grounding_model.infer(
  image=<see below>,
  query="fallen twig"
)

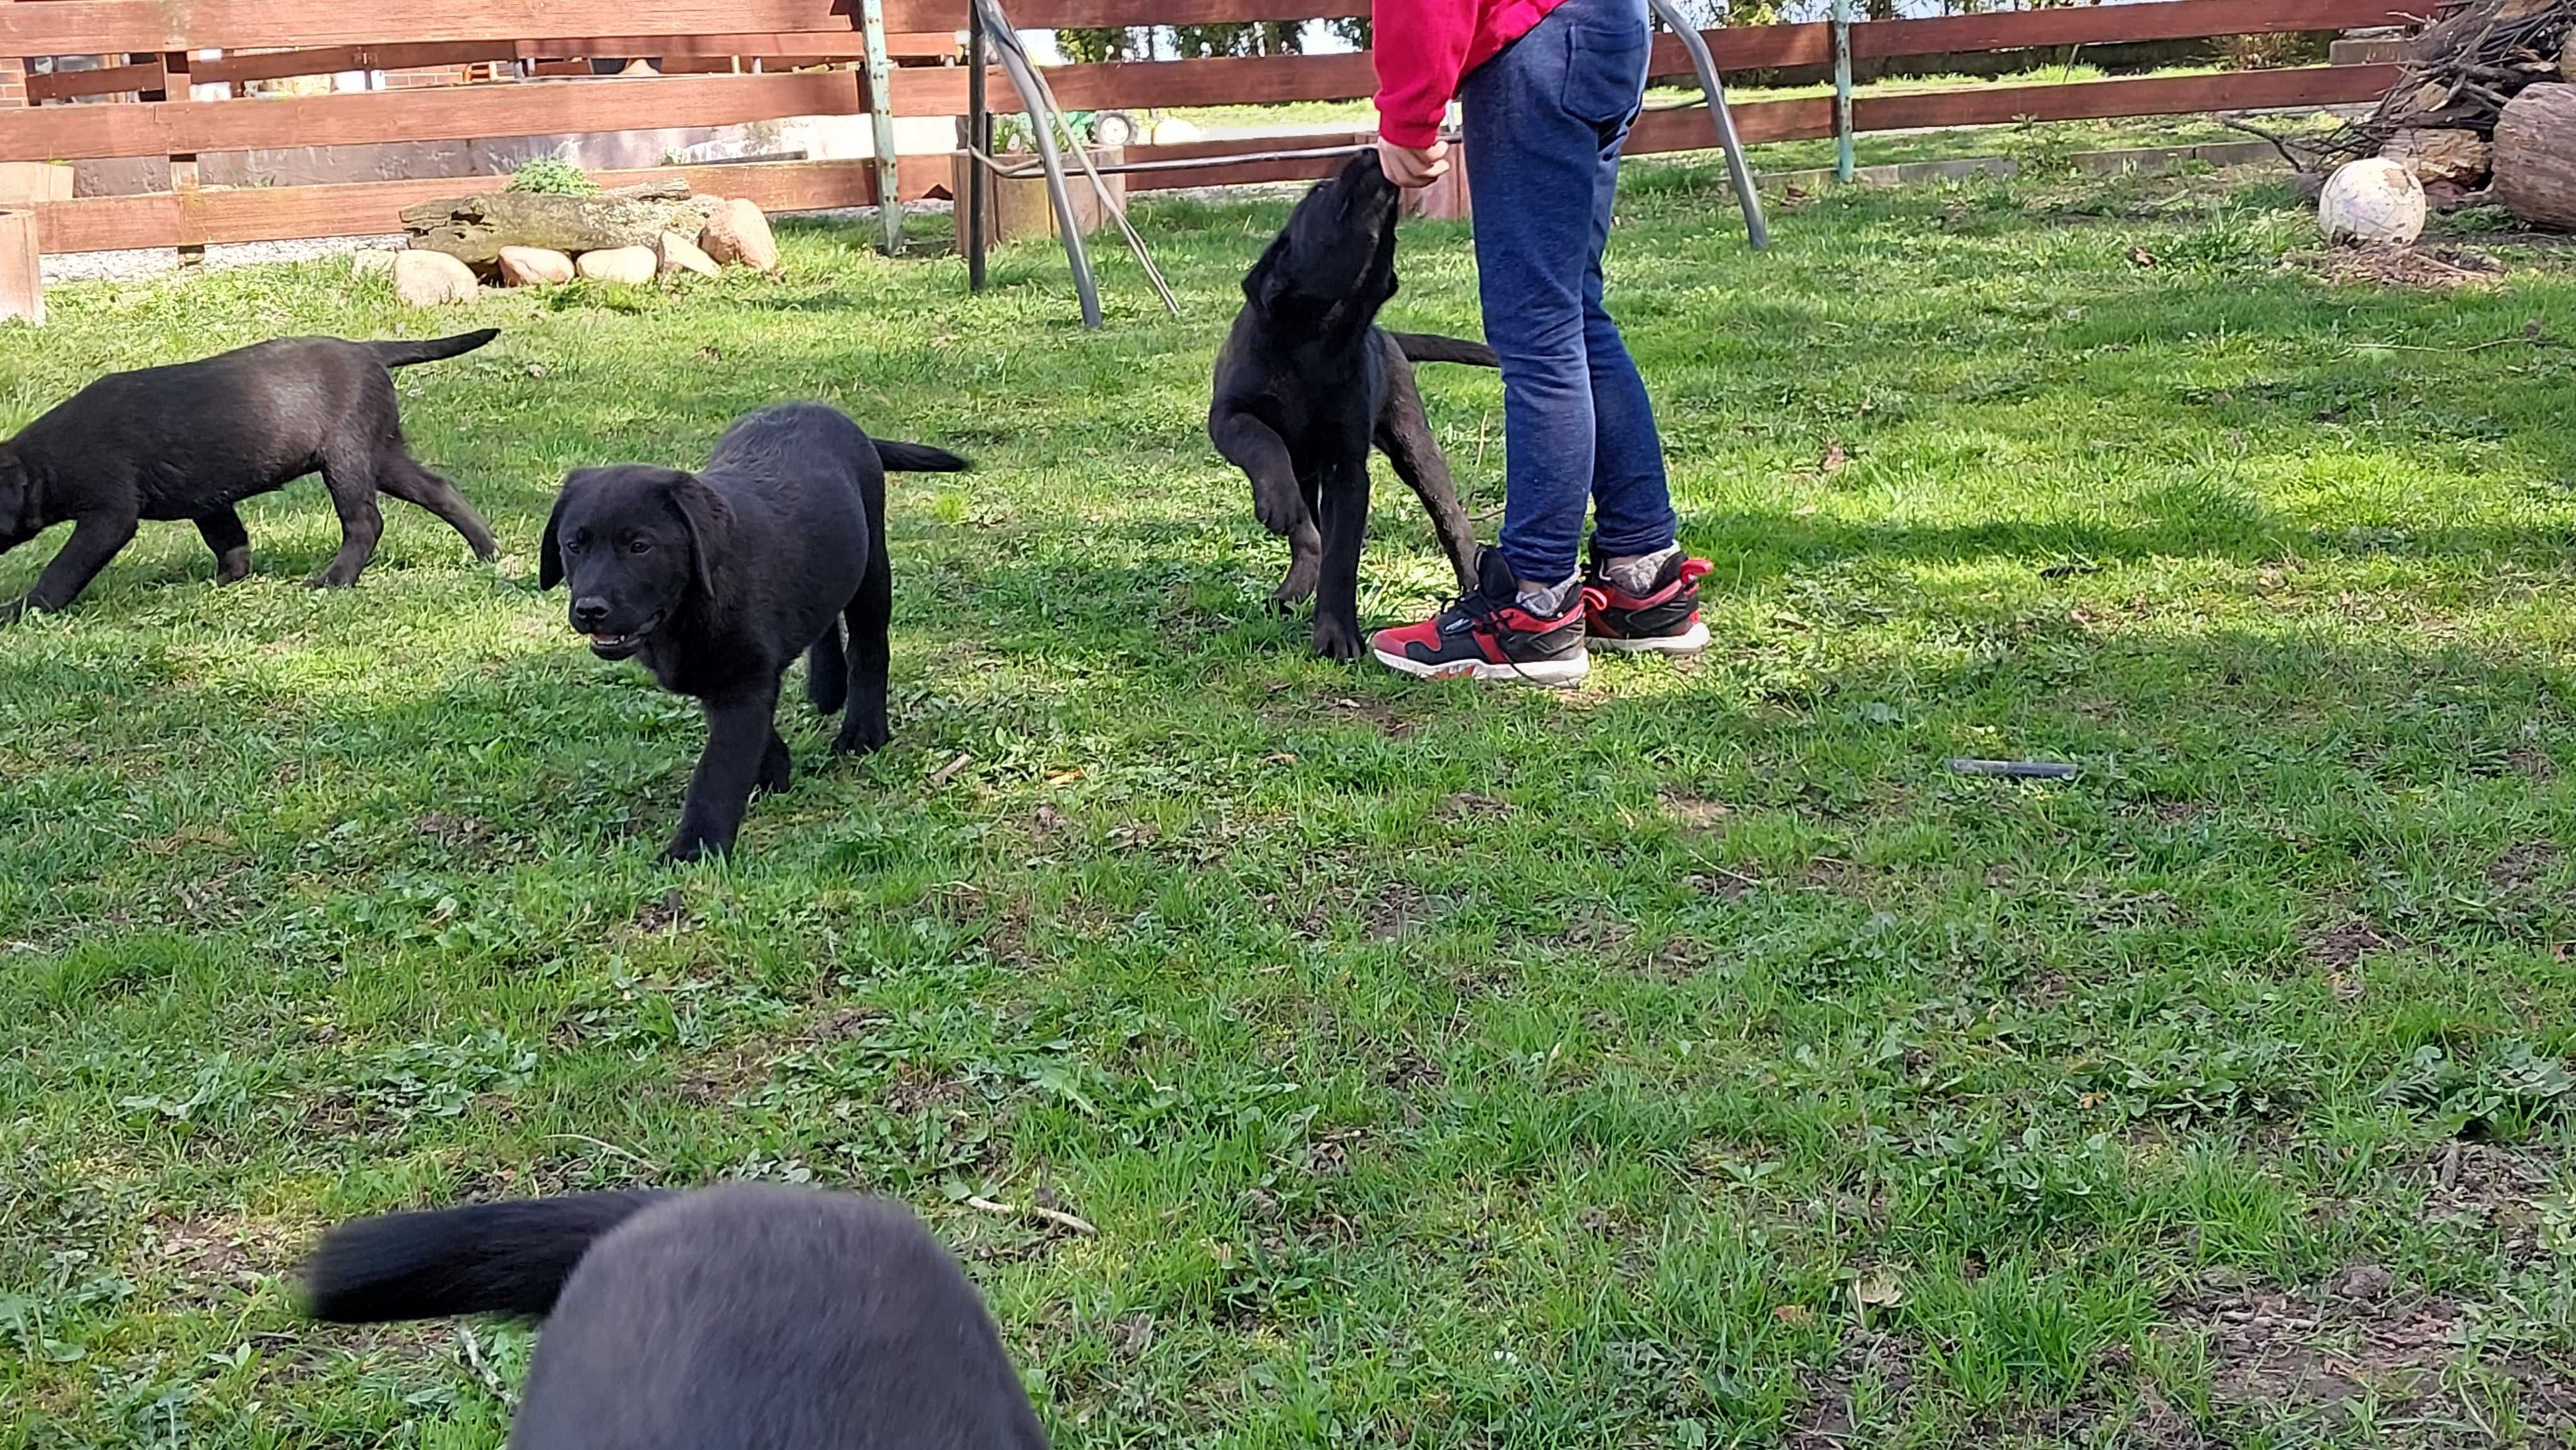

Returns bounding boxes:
[542,1132,659,1172]
[1946,758,2080,780]
[458,1324,518,1409]
[2216,112,2320,172]
[966,1194,1098,1235]
[929,751,973,786]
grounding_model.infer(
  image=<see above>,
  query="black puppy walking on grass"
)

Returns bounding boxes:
[0,330,501,620]
[1210,152,1494,659]
[542,403,967,861]
[304,1184,1051,1450]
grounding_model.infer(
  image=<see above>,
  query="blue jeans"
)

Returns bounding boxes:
[1461,0,1675,587]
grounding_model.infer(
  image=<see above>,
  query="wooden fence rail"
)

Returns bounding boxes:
[6,0,2415,256]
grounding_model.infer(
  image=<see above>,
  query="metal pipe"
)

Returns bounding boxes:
[859,0,902,254]
[1833,0,1855,184]
[966,8,987,291]
[1643,0,1767,252]
[975,0,1101,328]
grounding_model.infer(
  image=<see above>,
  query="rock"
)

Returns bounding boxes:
[2319,157,2428,245]
[350,249,400,279]
[1149,116,1203,145]
[2383,128,2491,187]
[497,246,575,286]
[393,248,479,306]
[575,246,659,284]
[2329,1263,2394,1302]
[657,231,720,279]
[681,193,727,219]
[699,199,778,272]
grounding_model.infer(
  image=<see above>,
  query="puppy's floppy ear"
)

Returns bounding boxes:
[539,470,591,590]
[660,472,730,601]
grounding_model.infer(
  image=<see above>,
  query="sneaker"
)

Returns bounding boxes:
[1583,548,1712,655]
[1369,548,1590,687]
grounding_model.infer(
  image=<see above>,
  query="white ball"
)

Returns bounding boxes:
[2319,157,2428,244]
[1148,116,1203,146]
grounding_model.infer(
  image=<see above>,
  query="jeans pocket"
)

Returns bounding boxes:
[1561,21,1649,128]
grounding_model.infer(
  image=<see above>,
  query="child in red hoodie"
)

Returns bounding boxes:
[1365,0,1711,687]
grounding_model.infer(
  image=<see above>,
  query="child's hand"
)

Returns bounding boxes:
[1376,139,1450,189]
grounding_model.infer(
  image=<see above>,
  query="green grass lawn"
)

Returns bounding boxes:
[9,162,2576,1449]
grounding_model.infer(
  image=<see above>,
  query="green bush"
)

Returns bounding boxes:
[508,157,601,196]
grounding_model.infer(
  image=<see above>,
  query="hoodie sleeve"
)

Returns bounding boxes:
[1371,0,1472,149]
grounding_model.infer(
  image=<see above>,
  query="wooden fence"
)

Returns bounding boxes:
[2,0,2418,258]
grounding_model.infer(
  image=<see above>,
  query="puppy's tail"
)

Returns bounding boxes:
[1390,332,1499,368]
[304,1190,674,1323]
[872,440,973,474]
[369,329,503,370]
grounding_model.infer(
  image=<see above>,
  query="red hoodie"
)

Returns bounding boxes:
[1371,0,1570,148]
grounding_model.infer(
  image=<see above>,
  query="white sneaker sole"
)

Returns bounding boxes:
[1589,621,1712,656]
[1371,647,1589,688]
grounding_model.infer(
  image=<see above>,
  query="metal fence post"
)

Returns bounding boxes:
[860,0,902,254]
[1833,0,1855,184]
[966,5,989,291]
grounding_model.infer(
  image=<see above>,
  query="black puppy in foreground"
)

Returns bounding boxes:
[0,330,501,619]
[304,1184,1051,1450]
[1210,152,1494,660]
[542,403,966,861]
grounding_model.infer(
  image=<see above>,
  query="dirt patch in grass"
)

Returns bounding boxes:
[1661,791,1732,830]
[131,1214,281,1305]
[1788,1326,1916,1449]
[2298,241,2504,291]
[2423,1141,2558,1263]
[2171,1274,2576,1437]
[2306,915,2394,971]
[2490,841,2560,895]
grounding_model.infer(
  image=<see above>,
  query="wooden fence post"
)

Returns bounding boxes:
[0,208,40,325]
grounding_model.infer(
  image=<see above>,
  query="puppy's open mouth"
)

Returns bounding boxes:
[585,614,662,659]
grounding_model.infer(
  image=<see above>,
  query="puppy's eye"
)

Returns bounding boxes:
[628,539,652,555]
[564,537,585,555]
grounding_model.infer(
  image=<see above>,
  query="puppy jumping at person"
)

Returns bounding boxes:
[0,330,502,620]
[303,1183,1052,1450]
[1210,152,1494,660]
[542,403,966,862]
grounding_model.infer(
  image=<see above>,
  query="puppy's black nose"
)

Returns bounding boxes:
[571,596,610,628]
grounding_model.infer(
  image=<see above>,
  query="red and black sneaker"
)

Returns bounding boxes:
[1369,549,1590,687]
[1582,548,1713,656]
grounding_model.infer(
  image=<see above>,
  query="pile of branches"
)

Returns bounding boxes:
[2326,0,2576,159]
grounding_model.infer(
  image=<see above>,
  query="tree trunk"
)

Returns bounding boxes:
[2493,82,2576,229]
[400,181,698,267]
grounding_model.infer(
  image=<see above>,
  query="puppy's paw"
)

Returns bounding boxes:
[0,596,25,626]
[1271,566,1319,613]
[663,833,737,865]
[833,719,890,756]
[306,567,362,590]
[215,551,253,585]
[1252,489,1308,539]
[1311,616,1365,662]
[756,747,794,796]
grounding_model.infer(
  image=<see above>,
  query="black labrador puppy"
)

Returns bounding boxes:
[304,1183,1051,1450]
[1210,153,1494,659]
[541,403,966,862]
[0,330,501,620]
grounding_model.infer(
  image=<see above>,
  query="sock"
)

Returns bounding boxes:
[1515,571,1580,616]
[1600,543,1683,596]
